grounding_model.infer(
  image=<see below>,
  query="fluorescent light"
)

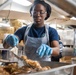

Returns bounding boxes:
[13,0,32,6]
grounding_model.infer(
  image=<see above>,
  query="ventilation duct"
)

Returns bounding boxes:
[0,0,32,20]
[66,0,76,7]
[47,0,76,17]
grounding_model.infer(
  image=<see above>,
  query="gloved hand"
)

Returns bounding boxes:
[5,34,19,47]
[36,44,53,58]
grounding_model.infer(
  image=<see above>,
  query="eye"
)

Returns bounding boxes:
[40,11,47,14]
[32,11,47,15]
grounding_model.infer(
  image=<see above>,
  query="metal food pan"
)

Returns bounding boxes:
[18,61,76,75]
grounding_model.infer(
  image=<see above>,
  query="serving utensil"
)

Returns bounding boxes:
[10,47,34,68]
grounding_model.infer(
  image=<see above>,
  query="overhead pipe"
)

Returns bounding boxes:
[47,0,76,17]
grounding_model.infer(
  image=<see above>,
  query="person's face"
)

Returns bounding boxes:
[31,4,47,26]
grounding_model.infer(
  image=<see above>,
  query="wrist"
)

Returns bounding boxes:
[50,48,53,55]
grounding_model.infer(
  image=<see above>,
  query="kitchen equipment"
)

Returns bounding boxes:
[10,47,24,67]
[71,57,76,75]
[10,47,35,68]
[18,61,76,75]
[62,47,73,56]
[11,51,22,60]
[0,58,75,75]
[0,47,75,75]
[11,51,39,68]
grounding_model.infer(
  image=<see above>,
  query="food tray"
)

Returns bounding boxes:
[0,49,75,75]
[18,61,76,75]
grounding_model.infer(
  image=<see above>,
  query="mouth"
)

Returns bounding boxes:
[35,20,41,24]
[34,18,41,22]
[35,19,40,22]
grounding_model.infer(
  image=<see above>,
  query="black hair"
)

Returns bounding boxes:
[30,0,51,20]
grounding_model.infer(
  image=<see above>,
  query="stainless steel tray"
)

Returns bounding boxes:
[18,61,76,75]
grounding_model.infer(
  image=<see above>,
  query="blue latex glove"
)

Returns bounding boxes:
[36,44,53,58]
[5,34,19,47]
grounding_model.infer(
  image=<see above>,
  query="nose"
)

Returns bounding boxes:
[35,12,41,16]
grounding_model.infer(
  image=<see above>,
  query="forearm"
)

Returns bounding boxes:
[50,40,60,56]
[51,47,60,56]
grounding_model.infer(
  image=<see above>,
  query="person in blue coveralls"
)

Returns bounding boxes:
[3,0,60,61]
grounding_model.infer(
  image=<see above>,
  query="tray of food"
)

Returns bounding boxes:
[0,55,75,75]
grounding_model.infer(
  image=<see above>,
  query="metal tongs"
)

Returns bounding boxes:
[10,47,33,68]
[11,51,34,68]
